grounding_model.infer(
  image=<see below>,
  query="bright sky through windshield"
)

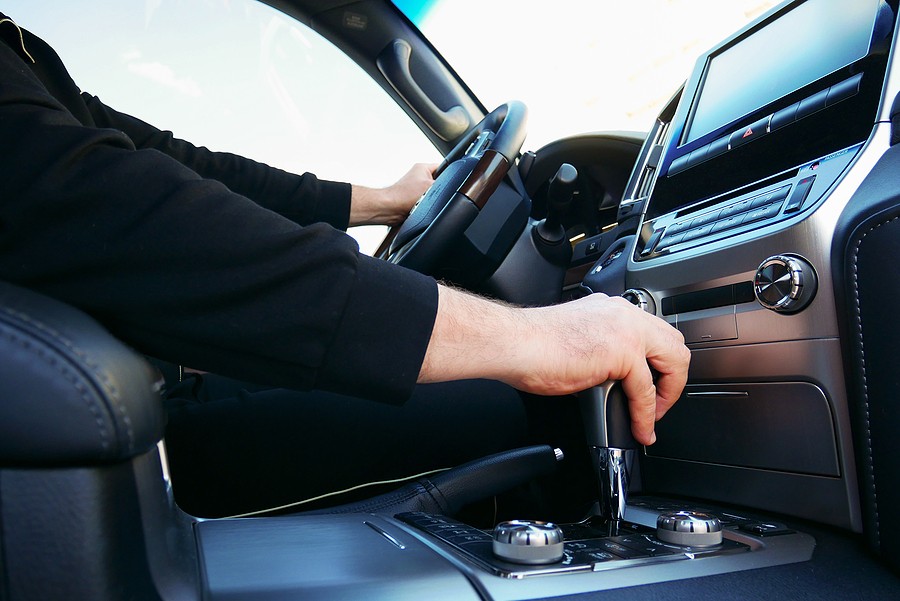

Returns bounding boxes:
[397,0,778,149]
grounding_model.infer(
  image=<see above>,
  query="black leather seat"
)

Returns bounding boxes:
[0,281,200,600]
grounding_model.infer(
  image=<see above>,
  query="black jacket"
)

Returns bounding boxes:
[0,15,438,402]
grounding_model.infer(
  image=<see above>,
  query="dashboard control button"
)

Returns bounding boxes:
[616,535,678,557]
[680,223,714,243]
[762,200,783,217]
[656,231,685,250]
[826,73,862,107]
[690,209,721,228]
[754,254,818,313]
[492,520,565,565]
[739,522,794,537]
[665,220,692,235]
[749,192,769,209]
[796,88,829,120]
[668,155,690,176]
[687,144,710,168]
[741,202,782,226]
[783,175,816,213]
[710,215,743,234]
[640,228,665,256]
[719,198,753,219]
[754,184,791,207]
[679,228,700,243]
[447,532,493,545]
[717,203,739,219]
[770,101,799,131]
[706,135,730,160]
[595,540,647,559]
[656,511,723,547]
[729,116,770,149]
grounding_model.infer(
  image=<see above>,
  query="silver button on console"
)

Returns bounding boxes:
[492,520,565,565]
[656,511,723,547]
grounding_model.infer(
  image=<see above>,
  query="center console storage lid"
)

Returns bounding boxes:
[196,514,481,600]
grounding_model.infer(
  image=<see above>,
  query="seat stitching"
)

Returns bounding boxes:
[0,306,134,453]
[0,326,111,453]
[849,215,899,547]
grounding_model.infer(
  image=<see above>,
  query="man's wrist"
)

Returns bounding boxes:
[349,184,385,226]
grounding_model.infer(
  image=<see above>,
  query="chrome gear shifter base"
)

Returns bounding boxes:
[590,446,635,525]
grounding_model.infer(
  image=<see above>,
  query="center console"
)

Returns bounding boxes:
[614,0,898,535]
[383,382,816,595]
[195,384,819,599]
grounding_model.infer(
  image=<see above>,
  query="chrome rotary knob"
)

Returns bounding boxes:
[622,288,656,314]
[492,520,565,565]
[656,511,723,547]
[753,254,817,313]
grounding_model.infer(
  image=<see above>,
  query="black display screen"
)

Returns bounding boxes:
[682,0,880,146]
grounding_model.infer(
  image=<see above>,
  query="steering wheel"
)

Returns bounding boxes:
[378,101,528,274]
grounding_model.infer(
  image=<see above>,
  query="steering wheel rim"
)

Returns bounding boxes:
[379,101,528,274]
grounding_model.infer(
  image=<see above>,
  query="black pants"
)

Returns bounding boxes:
[162,374,536,518]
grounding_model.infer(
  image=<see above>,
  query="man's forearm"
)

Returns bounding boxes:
[418,285,691,445]
[418,285,530,387]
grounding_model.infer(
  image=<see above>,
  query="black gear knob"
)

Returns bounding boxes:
[580,381,639,450]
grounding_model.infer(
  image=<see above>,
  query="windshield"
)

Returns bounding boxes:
[394,0,779,150]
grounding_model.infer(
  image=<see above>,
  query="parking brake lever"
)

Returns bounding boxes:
[579,381,639,526]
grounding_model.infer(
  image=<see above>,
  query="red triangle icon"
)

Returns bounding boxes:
[742,127,754,138]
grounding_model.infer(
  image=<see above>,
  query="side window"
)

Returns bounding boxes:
[13,0,440,254]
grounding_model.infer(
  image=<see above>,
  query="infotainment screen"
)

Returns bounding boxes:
[682,0,880,146]
[643,0,891,224]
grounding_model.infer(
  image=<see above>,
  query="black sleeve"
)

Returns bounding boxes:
[81,93,353,231]
[0,35,438,403]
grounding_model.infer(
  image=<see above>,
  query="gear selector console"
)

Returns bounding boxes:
[397,499,814,586]
[395,381,816,586]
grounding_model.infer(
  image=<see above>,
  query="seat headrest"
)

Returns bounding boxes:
[0,282,166,466]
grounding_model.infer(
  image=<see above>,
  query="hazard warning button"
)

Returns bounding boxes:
[729,116,771,149]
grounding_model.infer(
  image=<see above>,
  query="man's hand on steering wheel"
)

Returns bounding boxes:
[380,101,528,275]
[348,162,438,227]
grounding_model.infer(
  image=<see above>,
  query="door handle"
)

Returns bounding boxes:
[377,39,470,141]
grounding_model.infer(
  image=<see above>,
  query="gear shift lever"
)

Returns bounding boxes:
[579,381,639,526]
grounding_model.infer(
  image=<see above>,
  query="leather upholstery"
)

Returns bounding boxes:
[0,281,166,466]
[833,143,900,571]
